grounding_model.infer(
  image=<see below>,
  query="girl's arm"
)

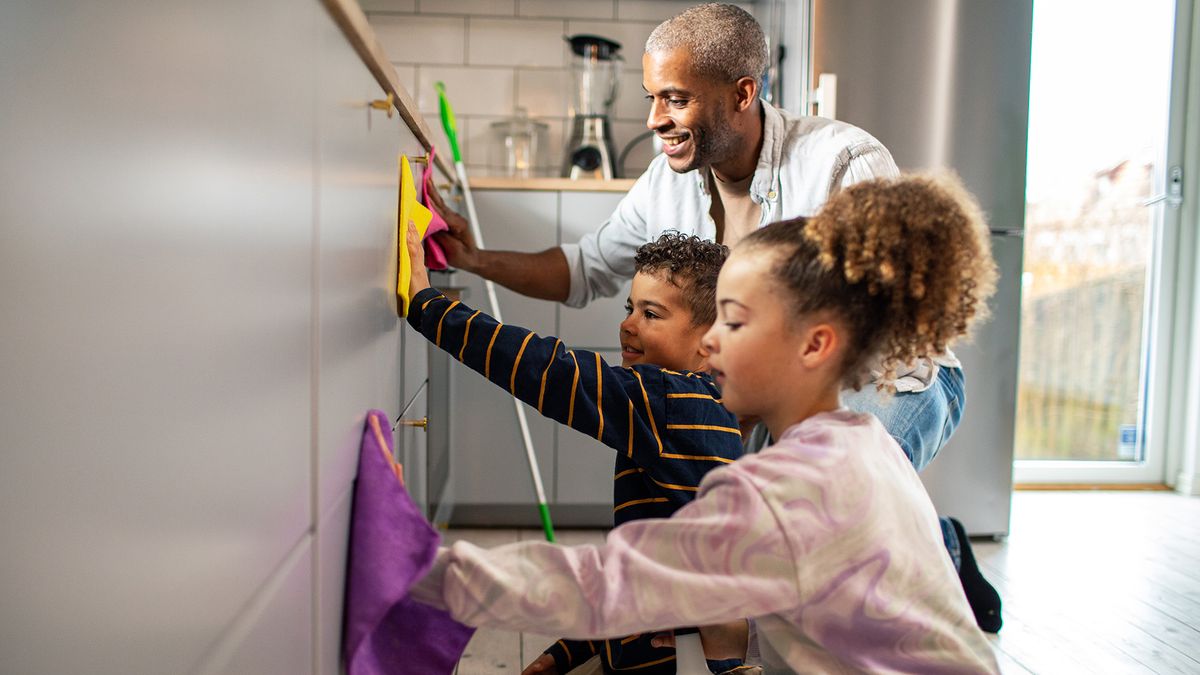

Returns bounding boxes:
[410,465,800,639]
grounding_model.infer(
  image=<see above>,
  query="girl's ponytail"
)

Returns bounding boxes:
[743,173,998,389]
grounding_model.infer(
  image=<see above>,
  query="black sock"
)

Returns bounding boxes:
[949,517,1002,633]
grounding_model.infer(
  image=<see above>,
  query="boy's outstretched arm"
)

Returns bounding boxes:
[406,286,661,453]
[406,221,669,462]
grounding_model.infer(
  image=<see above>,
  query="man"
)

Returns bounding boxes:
[430,0,1000,647]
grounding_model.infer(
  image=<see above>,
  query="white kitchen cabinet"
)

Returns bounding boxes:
[447,187,631,526]
[555,350,626,514]
[558,191,632,349]
[0,1,443,672]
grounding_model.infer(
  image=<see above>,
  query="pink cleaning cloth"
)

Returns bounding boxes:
[419,147,450,271]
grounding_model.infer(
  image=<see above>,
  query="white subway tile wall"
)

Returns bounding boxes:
[366,0,692,177]
[372,15,466,65]
[468,18,566,67]
[614,68,649,122]
[519,0,616,20]
[515,68,571,118]
[415,65,515,116]
[360,0,416,12]
[423,0,517,16]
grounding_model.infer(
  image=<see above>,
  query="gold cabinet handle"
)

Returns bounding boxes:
[398,416,427,430]
[370,92,395,118]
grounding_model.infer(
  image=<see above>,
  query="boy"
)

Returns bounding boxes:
[406,228,742,674]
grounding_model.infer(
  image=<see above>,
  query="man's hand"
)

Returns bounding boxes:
[426,182,480,271]
[649,621,750,660]
[520,653,559,675]
[406,219,431,298]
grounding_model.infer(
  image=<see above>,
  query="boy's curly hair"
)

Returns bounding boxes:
[634,232,730,327]
[741,173,998,389]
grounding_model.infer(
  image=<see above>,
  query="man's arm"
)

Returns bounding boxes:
[469,247,570,303]
[426,182,570,302]
[427,176,652,307]
[834,141,901,190]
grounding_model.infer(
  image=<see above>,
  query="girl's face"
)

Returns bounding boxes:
[701,249,808,420]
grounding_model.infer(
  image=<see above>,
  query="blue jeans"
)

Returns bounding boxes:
[841,366,965,472]
[842,366,967,569]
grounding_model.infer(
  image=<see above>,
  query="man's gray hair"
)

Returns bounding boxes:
[645,3,768,84]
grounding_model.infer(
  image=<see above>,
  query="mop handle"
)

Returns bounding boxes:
[437,83,555,543]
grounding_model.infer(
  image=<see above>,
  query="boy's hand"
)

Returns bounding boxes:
[426,182,480,272]
[649,621,750,659]
[406,219,431,297]
[520,653,559,675]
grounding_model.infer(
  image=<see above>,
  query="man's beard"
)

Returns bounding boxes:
[673,113,739,174]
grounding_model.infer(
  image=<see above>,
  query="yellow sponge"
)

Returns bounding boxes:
[397,154,433,317]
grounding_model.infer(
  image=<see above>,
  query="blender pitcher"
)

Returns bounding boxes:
[562,34,622,180]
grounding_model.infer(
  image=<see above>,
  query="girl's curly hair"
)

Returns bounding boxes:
[634,232,730,327]
[741,173,998,389]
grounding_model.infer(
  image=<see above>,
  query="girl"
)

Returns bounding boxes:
[412,174,1000,673]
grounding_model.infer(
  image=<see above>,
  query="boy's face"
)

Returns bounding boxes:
[620,270,710,371]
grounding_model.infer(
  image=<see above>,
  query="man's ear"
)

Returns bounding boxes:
[734,76,758,112]
[797,322,839,369]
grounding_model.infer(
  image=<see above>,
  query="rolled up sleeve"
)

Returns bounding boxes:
[836,141,900,190]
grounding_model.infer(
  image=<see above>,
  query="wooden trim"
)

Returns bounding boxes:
[320,0,457,183]
[469,177,638,193]
[1014,483,1172,491]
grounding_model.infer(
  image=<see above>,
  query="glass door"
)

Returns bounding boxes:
[1014,0,1186,483]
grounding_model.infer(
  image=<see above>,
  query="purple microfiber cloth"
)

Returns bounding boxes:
[343,410,475,675]
[419,148,450,271]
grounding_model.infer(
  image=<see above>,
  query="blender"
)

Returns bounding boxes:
[562,34,622,180]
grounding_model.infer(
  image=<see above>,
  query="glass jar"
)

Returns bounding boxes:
[489,108,548,178]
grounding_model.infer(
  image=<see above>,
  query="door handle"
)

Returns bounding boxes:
[398,417,428,431]
[1141,166,1183,208]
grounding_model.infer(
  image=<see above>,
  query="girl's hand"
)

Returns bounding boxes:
[407,219,431,296]
[649,620,750,659]
[520,653,559,675]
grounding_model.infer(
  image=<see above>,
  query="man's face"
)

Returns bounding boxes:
[642,49,740,174]
[619,270,710,371]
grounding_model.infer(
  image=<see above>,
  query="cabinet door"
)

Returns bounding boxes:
[449,358,557,509]
[0,2,318,673]
[314,51,409,524]
[397,376,430,515]
[446,190,559,518]
[204,538,315,675]
[467,189,560,334]
[555,350,625,516]
[558,192,631,349]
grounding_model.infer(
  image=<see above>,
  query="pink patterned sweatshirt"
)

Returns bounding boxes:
[412,410,998,673]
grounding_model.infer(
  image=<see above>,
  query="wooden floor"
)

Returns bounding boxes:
[444,491,1200,674]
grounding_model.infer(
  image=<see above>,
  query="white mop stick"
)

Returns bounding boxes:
[436,82,555,542]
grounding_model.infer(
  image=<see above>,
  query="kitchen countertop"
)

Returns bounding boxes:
[469,177,637,192]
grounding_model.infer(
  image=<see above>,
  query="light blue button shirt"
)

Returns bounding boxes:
[560,103,900,308]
